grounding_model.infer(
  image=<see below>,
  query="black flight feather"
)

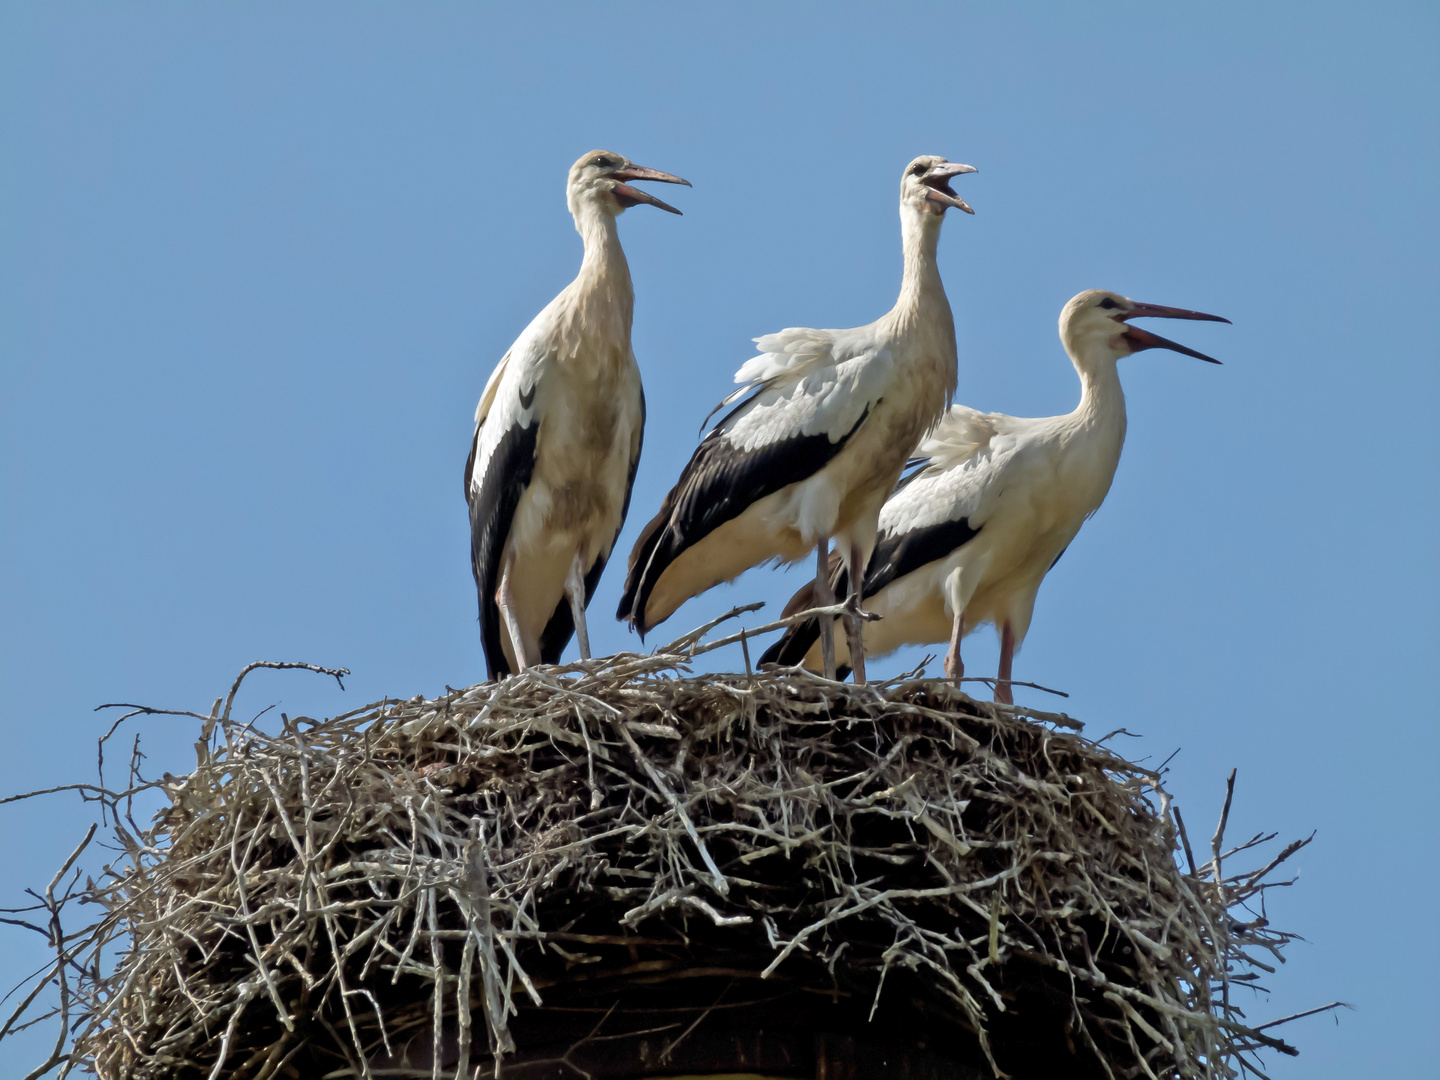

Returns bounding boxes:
[467,412,540,680]
[759,611,821,667]
[891,456,931,493]
[1048,544,1069,572]
[860,515,981,598]
[759,514,982,668]
[619,404,873,635]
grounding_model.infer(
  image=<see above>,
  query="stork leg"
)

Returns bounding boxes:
[995,621,1015,705]
[844,541,867,684]
[495,549,531,673]
[945,609,965,685]
[814,539,836,680]
[565,551,591,661]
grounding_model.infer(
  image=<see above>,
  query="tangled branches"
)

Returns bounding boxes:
[2,644,1330,1079]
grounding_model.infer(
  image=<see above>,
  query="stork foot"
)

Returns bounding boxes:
[944,649,963,685]
[845,616,867,683]
[945,609,965,686]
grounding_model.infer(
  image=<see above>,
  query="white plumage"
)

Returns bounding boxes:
[761,289,1229,701]
[465,150,688,678]
[618,155,976,682]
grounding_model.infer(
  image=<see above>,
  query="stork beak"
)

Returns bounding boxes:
[923,162,978,214]
[1121,302,1230,325]
[1119,303,1230,364]
[611,164,691,215]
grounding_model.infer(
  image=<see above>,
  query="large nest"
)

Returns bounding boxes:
[5,636,1318,1080]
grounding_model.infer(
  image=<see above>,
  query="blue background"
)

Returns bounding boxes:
[2,3,1436,1075]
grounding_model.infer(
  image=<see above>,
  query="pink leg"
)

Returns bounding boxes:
[565,550,591,661]
[944,609,965,684]
[845,542,867,684]
[495,550,531,673]
[994,621,1015,705]
[814,539,836,680]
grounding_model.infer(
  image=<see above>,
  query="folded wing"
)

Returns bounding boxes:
[619,328,888,635]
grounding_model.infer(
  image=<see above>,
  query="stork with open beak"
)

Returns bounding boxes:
[617,156,976,682]
[760,290,1229,701]
[465,150,689,679]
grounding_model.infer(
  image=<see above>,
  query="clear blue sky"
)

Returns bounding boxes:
[2,3,1436,1075]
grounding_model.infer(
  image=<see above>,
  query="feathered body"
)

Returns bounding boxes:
[762,289,1228,699]
[465,151,686,678]
[763,394,1123,671]
[618,156,974,652]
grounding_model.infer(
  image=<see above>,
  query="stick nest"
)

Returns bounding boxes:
[15,650,1312,1080]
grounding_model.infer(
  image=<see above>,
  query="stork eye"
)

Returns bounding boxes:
[1099,298,1118,310]
[591,156,613,168]
[911,163,927,176]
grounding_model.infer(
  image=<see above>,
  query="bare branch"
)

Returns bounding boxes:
[222,661,350,721]
[1,662,1319,1080]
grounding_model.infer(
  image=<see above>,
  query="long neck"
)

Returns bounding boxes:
[886,205,957,410]
[1072,350,1128,448]
[571,202,635,330]
[892,206,948,321]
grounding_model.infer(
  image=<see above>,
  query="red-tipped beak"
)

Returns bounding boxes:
[923,162,978,214]
[611,164,691,215]
[1119,302,1230,364]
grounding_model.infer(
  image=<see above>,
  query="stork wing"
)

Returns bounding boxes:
[862,488,982,598]
[856,405,1007,597]
[731,326,847,389]
[760,406,1013,666]
[913,404,999,467]
[699,325,876,430]
[619,329,887,633]
[758,453,988,668]
[465,327,549,679]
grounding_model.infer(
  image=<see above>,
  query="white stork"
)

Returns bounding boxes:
[617,155,976,681]
[465,150,689,679]
[760,290,1229,701]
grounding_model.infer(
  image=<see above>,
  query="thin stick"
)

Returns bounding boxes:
[0,783,153,808]
[1211,769,1237,885]
[1253,1001,1351,1032]
[660,602,766,655]
[1173,806,1198,878]
[956,676,1070,699]
[223,661,350,721]
[18,826,98,1080]
[684,599,878,658]
[7,661,1320,1080]
[608,717,729,897]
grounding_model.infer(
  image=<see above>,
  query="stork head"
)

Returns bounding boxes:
[566,149,690,219]
[1059,290,1230,368]
[901,156,977,217]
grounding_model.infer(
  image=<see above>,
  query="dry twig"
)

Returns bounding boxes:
[0,631,1324,1080]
